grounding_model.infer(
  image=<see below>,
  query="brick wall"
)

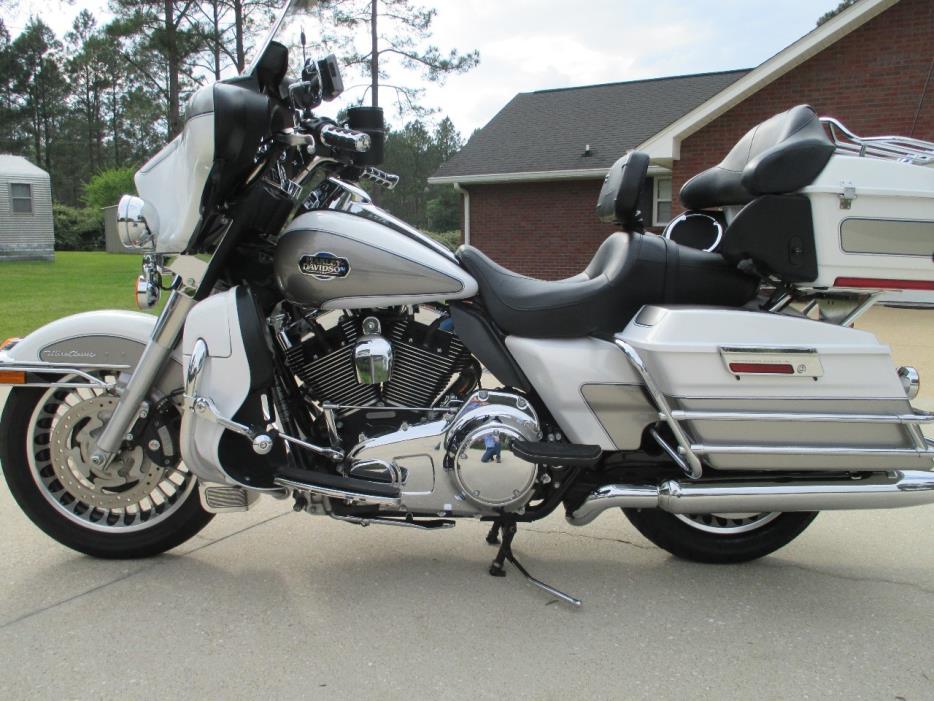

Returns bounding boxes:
[672,0,934,214]
[465,180,618,279]
[465,179,662,280]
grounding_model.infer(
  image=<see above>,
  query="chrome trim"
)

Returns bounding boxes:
[185,338,208,397]
[117,194,155,249]
[689,443,934,458]
[164,255,209,293]
[719,346,818,355]
[278,432,344,462]
[567,470,934,526]
[327,176,372,204]
[192,396,254,438]
[354,333,393,385]
[320,124,371,153]
[667,409,934,424]
[899,366,921,400]
[273,477,400,507]
[821,117,934,165]
[649,427,690,473]
[0,361,128,389]
[322,402,459,413]
[768,293,793,313]
[662,211,724,252]
[198,483,260,513]
[189,392,345,461]
[841,292,883,327]
[614,339,703,479]
[330,515,454,530]
[93,291,196,461]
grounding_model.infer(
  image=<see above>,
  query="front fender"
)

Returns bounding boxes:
[0,310,183,411]
[2,310,175,363]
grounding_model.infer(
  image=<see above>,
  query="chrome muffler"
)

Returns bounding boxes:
[567,470,934,526]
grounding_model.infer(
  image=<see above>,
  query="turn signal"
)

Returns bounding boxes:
[0,370,26,384]
[135,275,161,310]
[0,337,20,351]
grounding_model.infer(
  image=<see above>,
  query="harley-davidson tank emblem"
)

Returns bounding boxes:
[299,252,350,281]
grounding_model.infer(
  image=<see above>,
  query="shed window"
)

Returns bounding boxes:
[11,183,32,214]
[653,177,672,226]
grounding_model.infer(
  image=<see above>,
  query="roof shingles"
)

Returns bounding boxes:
[433,69,749,179]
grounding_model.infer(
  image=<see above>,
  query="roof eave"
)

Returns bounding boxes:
[636,0,899,161]
[429,164,670,186]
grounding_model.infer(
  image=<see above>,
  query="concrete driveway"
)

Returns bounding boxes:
[1,471,933,699]
[2,309,934,700]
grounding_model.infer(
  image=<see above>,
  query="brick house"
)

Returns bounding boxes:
[429,0,934,279]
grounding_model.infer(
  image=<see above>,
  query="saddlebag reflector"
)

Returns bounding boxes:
[727,362,794,375]
[834,277,934,291]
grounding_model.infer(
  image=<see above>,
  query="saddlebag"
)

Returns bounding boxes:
[618,306,933,472]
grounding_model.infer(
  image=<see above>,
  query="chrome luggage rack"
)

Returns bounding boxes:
[615,339,934,480]
[821,117,934,166]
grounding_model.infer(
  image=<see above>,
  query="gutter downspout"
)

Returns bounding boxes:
[453,183,470,246]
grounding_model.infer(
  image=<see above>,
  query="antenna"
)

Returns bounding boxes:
[301,27,307,64]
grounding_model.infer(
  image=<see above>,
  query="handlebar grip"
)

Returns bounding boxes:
[319,124,371,153]
[361,166,400,190]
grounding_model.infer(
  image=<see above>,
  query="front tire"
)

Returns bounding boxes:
[0,386,213,559]
[623,508,818,563]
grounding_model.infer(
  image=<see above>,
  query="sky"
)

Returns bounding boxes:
[6,0,846,137]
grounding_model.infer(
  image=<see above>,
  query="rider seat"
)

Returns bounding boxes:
[457,233,759,338]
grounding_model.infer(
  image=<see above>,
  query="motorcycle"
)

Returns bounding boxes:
[2,1,934,607]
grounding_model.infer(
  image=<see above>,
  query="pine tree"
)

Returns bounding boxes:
[313,0,478,116]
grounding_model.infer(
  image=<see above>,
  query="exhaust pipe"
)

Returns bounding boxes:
[567,470,934,526]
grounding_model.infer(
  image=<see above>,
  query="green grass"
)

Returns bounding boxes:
[0,252,162,339]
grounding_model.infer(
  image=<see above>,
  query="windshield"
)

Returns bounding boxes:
[245,1,319,76]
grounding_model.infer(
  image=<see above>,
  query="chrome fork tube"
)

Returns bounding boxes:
[91,291,196,464]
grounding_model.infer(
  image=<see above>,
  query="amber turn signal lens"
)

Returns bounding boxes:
[0,371,26,384]
[0,337,21,351]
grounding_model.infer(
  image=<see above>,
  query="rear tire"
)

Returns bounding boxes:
[0,387,213,559]
[623,508,818,563]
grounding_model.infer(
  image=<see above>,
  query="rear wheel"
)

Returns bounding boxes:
[623,508,818,563]
[0,384,213,559]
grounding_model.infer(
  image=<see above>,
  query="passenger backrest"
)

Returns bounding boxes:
[680,105,835,211]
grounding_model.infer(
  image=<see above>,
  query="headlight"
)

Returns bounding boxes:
[117,195,157,249]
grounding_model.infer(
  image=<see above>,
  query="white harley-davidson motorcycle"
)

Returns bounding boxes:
[2,1,934,606]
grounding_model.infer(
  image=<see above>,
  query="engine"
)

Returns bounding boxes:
[282,309,478,443]
[279,309,547,517]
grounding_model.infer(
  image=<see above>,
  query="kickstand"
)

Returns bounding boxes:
[488,518,582,607]
[485,521,501,545]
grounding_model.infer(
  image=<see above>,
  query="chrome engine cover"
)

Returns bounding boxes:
[346,390,542,516]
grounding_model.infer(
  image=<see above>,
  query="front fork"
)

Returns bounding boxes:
[89,290,196,467]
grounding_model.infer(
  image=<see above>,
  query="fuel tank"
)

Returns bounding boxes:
[274,205,478,309]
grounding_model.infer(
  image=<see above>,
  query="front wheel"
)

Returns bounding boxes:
[0,385,213,559]
[623,508,818,563]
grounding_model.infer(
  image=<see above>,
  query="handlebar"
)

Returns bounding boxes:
[319,124,371,153]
